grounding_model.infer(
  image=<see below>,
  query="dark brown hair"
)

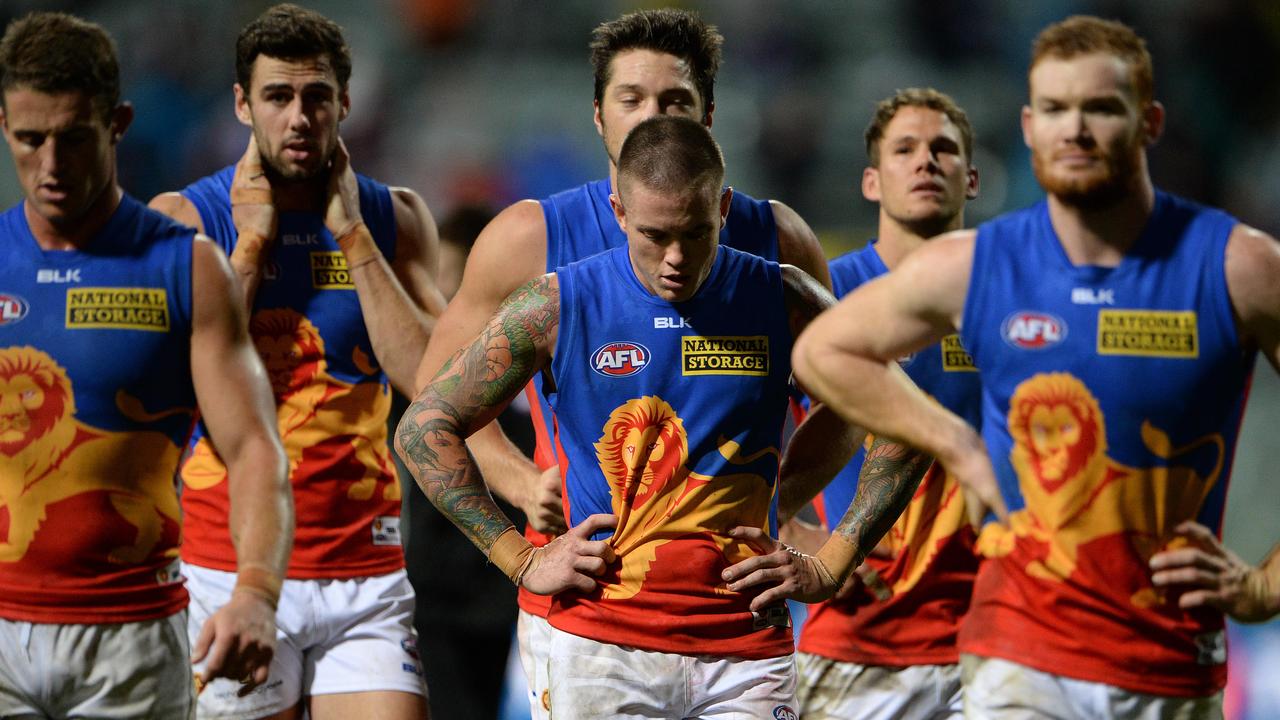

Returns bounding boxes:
[0,12,120,117]
[236,4,352,92]
[590,9,722,122]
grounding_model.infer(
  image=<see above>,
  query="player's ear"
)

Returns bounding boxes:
[610,191,626,232]
[234,84,253,127]
[109,102,134,144]
[1141,101,1165,147]
[862,166,881,203]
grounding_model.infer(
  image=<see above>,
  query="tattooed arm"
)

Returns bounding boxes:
[826,436,933,565]
[723,435,933,610]
[394,274,616,594]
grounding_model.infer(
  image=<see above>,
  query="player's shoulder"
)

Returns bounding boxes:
[762,198,829,289]
[1224,222,1280,314]
[146,192,203,233]
[386,186,433,232]
[459,199,550,300]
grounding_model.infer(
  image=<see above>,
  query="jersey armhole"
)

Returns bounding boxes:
[549,268,577,391]
[959,228,991,361]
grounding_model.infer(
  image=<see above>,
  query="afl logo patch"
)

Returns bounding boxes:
[773,706,798,720]
[591,341,650,377]
[0,294,29,326]
[1002,311,1066,350]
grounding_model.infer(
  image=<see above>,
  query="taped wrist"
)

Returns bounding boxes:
[230,232,269,273]
[489,527,537,586]
[815,533,861,590]
[1244,567,1280,619]
[233,562,283,609]
[230,186,272,206]
[335,222,378,269]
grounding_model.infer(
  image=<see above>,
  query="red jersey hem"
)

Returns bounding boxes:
[549,610,793,660]
[181,553,404,579]
[0,595,187,624]
[958,637,1225,698]
[796,640,959,667]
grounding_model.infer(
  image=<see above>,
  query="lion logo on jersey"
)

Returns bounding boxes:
[978,372,1223,606]
[594,396,774,600]
[0,346,182,564]
[182,308,397,501]
[0,347,83,482]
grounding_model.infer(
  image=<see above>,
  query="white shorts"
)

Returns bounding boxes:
[796,652,961,720]
[517,609,553,720]
[546,622,797,720]
[0,613,194,719]
[185,565,425,719]
[960,654,1223,720]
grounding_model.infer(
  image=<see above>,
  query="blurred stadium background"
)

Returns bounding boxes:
[1,1,1275,718]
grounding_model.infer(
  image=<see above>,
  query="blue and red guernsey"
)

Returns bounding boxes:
[179,166,404,579]
[958,191,1253,697]
[520,178,780,618]
[546,245,794,659]
[799,242,982,666]
[0,196,195,623]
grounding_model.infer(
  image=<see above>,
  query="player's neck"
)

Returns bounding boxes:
[876,210,964,270]
[25,182,123,251]
[271,176,327,213]
[1047,176,1155,268]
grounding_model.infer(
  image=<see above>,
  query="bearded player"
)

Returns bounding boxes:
[150,4,444,718]
[794,15,1280,718]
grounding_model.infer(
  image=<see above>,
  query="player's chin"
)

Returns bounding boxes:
[272,158,325,182]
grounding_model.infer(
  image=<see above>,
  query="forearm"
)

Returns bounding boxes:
[777,404,861,523]
[348,254,434,395]
[224,434,293,582]
[816,437,932,584]
[396,395,518,554]
[799,340,981,469]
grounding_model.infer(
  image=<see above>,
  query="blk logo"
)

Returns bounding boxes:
[36,268,80,283]
[1072,287,1115,305]
[591,341,650,377]
[0,294,29,326]
[654,316,689,329]
[1002,311,1067,350]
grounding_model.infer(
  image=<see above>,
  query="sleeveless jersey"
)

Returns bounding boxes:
[957,191,1252,696]
[546,245,794,659]
[519,178,780,617]
[799,242,982,666]
[0,196,196,623]
[179,166,403,578]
